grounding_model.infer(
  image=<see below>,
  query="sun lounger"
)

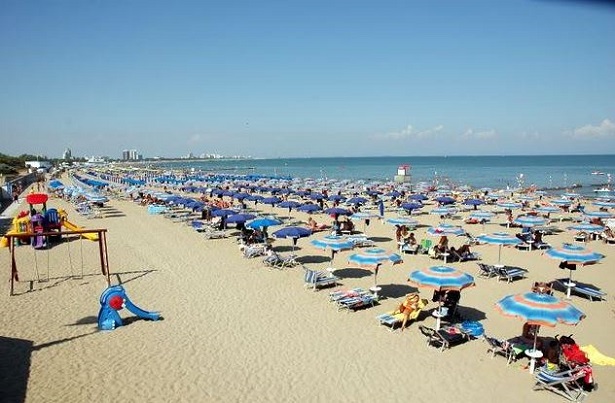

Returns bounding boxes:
[554,278,607,301]
[477,263,498,279]
[483,335,518,365]
[303,267,339,291]
[336,294,377,312]
[419,324,470,352]
[533,366,591,402]
[375,298,428,331]
[329,288,369,302]
[496,266,528,283]
[263,252,299,269]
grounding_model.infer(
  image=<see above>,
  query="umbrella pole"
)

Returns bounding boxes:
[566,268,574,299]
[528,329,541,374]
[498,244,502,265]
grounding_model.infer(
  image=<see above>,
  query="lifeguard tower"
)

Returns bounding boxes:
[394,164,412,184]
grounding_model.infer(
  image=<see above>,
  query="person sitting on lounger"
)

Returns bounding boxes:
[397,293,421,331]
[435,235,449,254]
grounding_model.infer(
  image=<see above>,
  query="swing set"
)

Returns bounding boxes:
[5,228,111,296]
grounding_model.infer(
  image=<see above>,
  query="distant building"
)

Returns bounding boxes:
[122,150,130,160]
[62,148,72,160]
[121,149,142,161]
[25,160,53,172]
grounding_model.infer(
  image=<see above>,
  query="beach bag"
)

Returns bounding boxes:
[460,321,484,338]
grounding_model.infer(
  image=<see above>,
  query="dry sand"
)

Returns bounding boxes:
[1,183,614,402]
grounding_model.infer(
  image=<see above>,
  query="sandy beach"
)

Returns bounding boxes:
[1,180,615,403]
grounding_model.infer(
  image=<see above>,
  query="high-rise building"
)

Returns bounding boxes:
[62,148,72,160]
[122,150,130,160]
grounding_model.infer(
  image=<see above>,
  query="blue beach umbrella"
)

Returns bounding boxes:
[495,292,585,371]
[551,199,572,206]
[226,213,256,224]
[261,196,282,206]
[324,207,352,216]
[348,248,402,286]
[246,217,283,229]
[435,196,456,205]
[211,208,238,217]
[297,204,322,213]
[277,200,303,219]
[463,198,485,207]
[476,232,522,265]
[409,194,428,201]
[400,202,423,212]
[513,215,547,228]
[272,226,312,251]
[328,194,347,203]
[346,196,368,205]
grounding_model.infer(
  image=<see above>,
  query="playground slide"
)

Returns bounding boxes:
[62,220,99,241]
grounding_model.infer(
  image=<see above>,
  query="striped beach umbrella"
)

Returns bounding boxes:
[497,201,522,209]
[408,266,475,291]
[495,292,585,372]
[311,235,355,263]
[551,198,572,206]
[426,223,465,237]
[535,206,561,214]
[476,232,522,264]
[583,210,612,219]
[348,248,402,287]
[544,243,604,298]
[567,223,604,233]
[408,265,475,329]
[470,211,494,220]
[386,217,419,227]
[430,207,457,216]
[513,215,547,228]
[592,200,615,208]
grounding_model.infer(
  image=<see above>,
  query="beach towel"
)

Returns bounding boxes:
[581,345,615,366]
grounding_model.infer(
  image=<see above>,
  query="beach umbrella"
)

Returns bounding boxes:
[476,232,522,265]
[349,211,378,233]
[435,196,456,205]
[582,210,612,219]
[535,206,561,214]
[348,247,402,287]
[386,217,419,227]
[246,217,282,229]
[513,215,547,228]
[551,199,572,206]
[261,196,282,206]
[297,204,322,213]
[277,200,303,219]
[463,198,484,209]
[592,200,615,208]
[409,194,428,201]
[426,223,465,237]
[386,190,401,198]
[311,235,354,266]
[272,226,312,251]
[346,196,368,205]
[324,207,352,217]
[469,211,494,221]
[544,243,604,299]
[567,223,604,233]
[408,265,475,329]
[518,195,536,202]
[309,193,326,200]
[211,208,239,217]
[225,213,256,224]
[400,202,423,212]
[429,207,457,222]
[495,292,585,373]
[497,201,522,209]
[328,194,347,203]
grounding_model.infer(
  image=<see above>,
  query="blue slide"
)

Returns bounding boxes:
[98,285,161,331]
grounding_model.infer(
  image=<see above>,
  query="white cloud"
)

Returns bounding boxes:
[375,124,443,140]
[572,119,615,138]
[461,128,497,140]
[520,131,540,140]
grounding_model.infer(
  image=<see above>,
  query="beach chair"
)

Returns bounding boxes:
[554,279,607,301]
[375,298,428,331]
[329,288,369,302]
[417,239,432,254]
[263,252,299,269]
[303,267,339,291]
[477,263,497,279]
[243,244,267,258]
[337,294,377,312]
[202,229,228,239]
[483,335,517,365]
[533,366,590,402]
[496,266,528,283]
[418,325,469,352]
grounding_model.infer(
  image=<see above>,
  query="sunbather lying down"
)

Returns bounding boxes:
[394,293,425,331]
[307,217,330,232]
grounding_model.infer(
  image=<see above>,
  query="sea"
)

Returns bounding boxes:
[149,155,615,197]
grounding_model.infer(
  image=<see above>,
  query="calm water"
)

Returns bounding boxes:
[151,155,615,195]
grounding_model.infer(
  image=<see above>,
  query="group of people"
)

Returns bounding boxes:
[395,225,418,253]
[430,235,476,262]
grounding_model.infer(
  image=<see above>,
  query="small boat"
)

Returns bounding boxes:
[594,187,613,194]
[592,171,606,175]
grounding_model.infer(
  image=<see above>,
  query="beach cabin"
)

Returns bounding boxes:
[394,164,412,184]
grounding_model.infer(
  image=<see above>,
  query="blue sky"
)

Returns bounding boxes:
[1,0,614,159]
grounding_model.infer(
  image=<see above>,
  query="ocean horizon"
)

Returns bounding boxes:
[148,154,615,196]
